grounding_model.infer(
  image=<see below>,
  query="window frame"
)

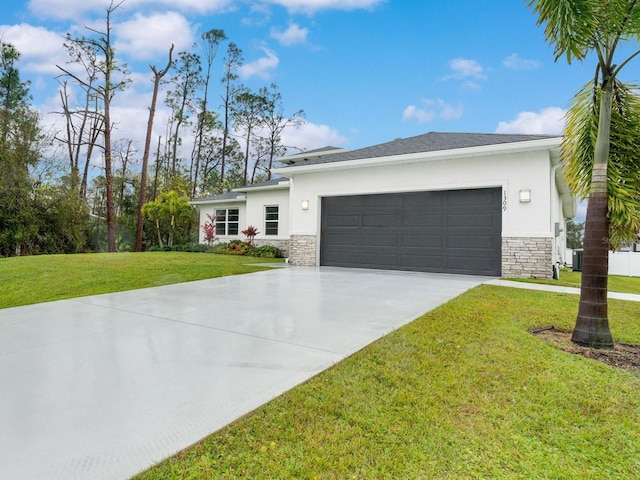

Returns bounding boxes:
[215,208,240,236]
[264,205,279,236]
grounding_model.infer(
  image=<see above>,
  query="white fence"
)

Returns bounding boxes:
[566,249,640,277]
[609,251,640,277]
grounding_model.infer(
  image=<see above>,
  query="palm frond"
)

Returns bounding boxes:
[562,79,640,247]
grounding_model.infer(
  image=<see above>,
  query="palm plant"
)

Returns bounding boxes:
[564,80,640,248]
[529,0,640,348]
[143,190,193,248]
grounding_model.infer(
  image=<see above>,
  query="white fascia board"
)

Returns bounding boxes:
[272,137,562,176]
[189,195,246,206]
[232,181,290,193]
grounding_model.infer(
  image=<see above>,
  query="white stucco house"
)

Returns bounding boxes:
[191,132,576,279]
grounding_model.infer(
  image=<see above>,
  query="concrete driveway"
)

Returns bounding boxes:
[0,267,490,479]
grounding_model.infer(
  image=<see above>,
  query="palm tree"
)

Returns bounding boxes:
[143,190,193,248]
[142,199,165,248]
[528,0,640,348]
[160,190,193,247]
[564,80,640,249]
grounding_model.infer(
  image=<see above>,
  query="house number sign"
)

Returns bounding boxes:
[503,190,507,211]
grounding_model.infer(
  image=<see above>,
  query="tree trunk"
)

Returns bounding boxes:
[571,81,614,349]
[135,46,173,252]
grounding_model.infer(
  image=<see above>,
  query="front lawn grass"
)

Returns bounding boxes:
[134,286,640,480]
[0,252,281,309]
[509,269,640,295]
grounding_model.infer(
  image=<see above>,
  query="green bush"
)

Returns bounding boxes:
[211,241,282,258]
[146,243,210,253]
[254,245,281,258]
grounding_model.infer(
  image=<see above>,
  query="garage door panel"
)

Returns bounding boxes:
[447,189,497,207]
[447,234,498,249]
[324,232,361,246]
[326,214,360,227]
[361,252,398,266]
[401,213,444,227]
[403,191,444,208]
[321,188,501,276]
[362,234,398,247]
[400,254,445,270]
[447,213,498,228]
[446,255,497,273]
[325,196,360,209]
[363,214,397,227]
[363,195,401,208]
[401,234,443,248]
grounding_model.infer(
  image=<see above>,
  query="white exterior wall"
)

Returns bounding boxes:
[194,200,246,244]
[286,150,556,247]
[193,188,289,244]
[244,188,290,242]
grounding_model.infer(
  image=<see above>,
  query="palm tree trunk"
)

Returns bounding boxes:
[571,82,614,348]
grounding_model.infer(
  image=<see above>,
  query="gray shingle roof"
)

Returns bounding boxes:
[280,132,560,167]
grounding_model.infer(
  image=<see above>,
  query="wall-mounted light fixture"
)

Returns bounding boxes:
[301,200,310,210]
[519,189,531,203]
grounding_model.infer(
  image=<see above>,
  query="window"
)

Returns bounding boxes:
[215,208,239,235]
[265,205,279,236]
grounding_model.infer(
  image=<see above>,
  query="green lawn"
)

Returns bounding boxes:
[134,286,640,479]
[509,268,640,295]
[0,252,281,309]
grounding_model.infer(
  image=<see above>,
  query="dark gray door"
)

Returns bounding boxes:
[320,188,502,276]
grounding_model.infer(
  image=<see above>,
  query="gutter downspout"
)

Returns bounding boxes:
[550,163,562,271]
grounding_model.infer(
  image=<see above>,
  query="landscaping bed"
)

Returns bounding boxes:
[535,327,640,375]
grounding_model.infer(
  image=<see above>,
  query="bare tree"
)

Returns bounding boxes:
[191,29,226,197]
[219,42,242,190]
[232,87,268,185]
[56,81,105,200]
[113,138,135,217]
[56,0,130,252]
[135,44,173,252]
[165,51,202,177]
[259,83,304,179]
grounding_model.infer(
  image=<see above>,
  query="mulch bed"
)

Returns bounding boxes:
[534,327,640,375]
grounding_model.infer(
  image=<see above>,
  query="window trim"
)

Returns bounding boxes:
[264,205,279,236]
[215,208,240,236]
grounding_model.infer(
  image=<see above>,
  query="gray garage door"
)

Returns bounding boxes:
[320,188,502,276]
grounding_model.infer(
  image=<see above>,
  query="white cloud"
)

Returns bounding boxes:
[0,24,66,75]
[444,58,487,80]
[502,53,541,70]
[403,105,434,123]
[271,23,309,46]
[438,101,464,120]
[495,107,566,135]
[115,11,195,60]
[461,80,481,91]
[238,47,279,79]
[281,121,348,152]
[403,99,463,123]
[27,0,234,20]
[261,0,384,14]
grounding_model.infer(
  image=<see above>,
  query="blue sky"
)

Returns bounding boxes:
[2,0,640,157]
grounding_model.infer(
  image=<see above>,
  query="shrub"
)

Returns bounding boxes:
[146,243,210,253]
[210,241,281,258]
[242,225,259,246]
[254,245,282,258]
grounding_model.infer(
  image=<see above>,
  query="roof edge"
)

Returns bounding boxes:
[273,137,562,176]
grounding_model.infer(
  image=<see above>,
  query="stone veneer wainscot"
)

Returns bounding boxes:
[502,237,552,279]
[288,235,317,266]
